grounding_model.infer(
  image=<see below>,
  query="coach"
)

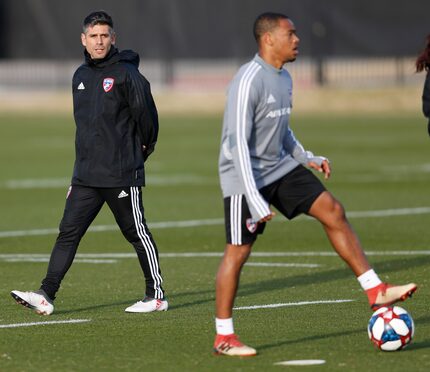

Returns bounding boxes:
[11,10,167,315]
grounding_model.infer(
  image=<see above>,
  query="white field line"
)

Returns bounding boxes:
[2,258,117,264]
[1,206,430,239]
[0,319,91,329]
[346,207,430,218]
[245,262,321,268]
[2,175,211,189]
[1,250,430,263]
[274,360,326,366]
[3,178,70,189]
[249,250,430,256]
[5,164,430,189]
[1,250,427,269]
[0,218,224,238]
[234,299,354,310]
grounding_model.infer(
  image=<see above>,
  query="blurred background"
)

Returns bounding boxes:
[2,3,430,370]
[0,0,429,115]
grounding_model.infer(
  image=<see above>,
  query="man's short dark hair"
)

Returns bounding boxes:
[83,10,114,32]
[253,12,289,42]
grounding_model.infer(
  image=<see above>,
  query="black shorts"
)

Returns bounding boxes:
[224,165,326,245]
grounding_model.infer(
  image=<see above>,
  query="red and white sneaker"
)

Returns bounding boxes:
[11,290,54,315]
[366,282,417,310]
[213,334,257,357]
[125,296,168,313]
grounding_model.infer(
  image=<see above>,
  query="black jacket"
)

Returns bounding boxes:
[423,69,430,118]
[71,47,158,187]
[422,69,430,136]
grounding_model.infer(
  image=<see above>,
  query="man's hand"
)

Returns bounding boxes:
[308,159,331,180]
[259,210,276,223]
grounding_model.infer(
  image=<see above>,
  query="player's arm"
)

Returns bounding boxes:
[126,69,159,161]
[283,126,331,179]
[423,71,430,119]
[226,74,273,223]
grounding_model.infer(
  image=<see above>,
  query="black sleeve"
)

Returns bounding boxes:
[127,67,159,161]
[423,70,430,119]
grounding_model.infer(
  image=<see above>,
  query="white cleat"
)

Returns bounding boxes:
[11,290,54,315]
[125,296,168,313]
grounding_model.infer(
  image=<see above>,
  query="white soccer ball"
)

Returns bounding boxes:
[368,306,414,351]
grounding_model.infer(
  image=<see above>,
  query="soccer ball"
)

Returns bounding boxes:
[367,306,414,351]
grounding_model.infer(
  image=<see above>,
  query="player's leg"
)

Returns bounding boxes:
[216,243,252,319]
[269,168,369,274]
[103,186,166,312]
[269,165,417,309]
[11,186,104,314]
[307,191,370,276]
[214,195,262,357]
[307,191,417,309]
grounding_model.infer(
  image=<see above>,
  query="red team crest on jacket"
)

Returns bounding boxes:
[103,78,114,92]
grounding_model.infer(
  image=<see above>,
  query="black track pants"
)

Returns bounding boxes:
[40,185,165,300]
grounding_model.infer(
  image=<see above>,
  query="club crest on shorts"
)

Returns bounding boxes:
[103,77,114,92]
[246,218,258,233]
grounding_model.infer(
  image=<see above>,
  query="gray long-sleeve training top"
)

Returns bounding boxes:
[219,54,323,222]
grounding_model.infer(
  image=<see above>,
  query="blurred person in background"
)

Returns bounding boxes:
[213,12,417,357]
[10,10,167,315]
[416,34,430,135]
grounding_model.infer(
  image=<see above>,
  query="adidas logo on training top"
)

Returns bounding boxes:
[77,82,85,90]
[267,94,276,104]
[118,190,129,199]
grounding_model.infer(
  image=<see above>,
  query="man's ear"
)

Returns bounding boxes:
[111,32,116,45]
[81,33,87,47]
[262,32,273,47]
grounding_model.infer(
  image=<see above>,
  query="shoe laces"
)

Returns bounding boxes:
[216,334,244,348]
[368,283,388,296]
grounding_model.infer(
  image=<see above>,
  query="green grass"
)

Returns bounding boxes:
[1,111,430,371]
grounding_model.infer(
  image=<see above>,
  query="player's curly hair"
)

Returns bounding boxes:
[416,34,430,72]
[253,12,289,43]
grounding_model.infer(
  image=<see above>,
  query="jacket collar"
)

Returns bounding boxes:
[84,46,120,67]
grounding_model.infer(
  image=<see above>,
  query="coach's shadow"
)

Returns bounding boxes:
[54,299,145,315]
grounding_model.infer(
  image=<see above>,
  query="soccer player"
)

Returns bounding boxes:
[213,12,417,357]
[416,33,430,135]
[11,11,167,315]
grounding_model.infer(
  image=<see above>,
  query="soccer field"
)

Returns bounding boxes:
[0,111,429,371]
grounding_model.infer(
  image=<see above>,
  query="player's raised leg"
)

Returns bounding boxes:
[307,191,417,309]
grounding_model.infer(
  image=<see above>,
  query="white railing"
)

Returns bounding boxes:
[0,57,423,92]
